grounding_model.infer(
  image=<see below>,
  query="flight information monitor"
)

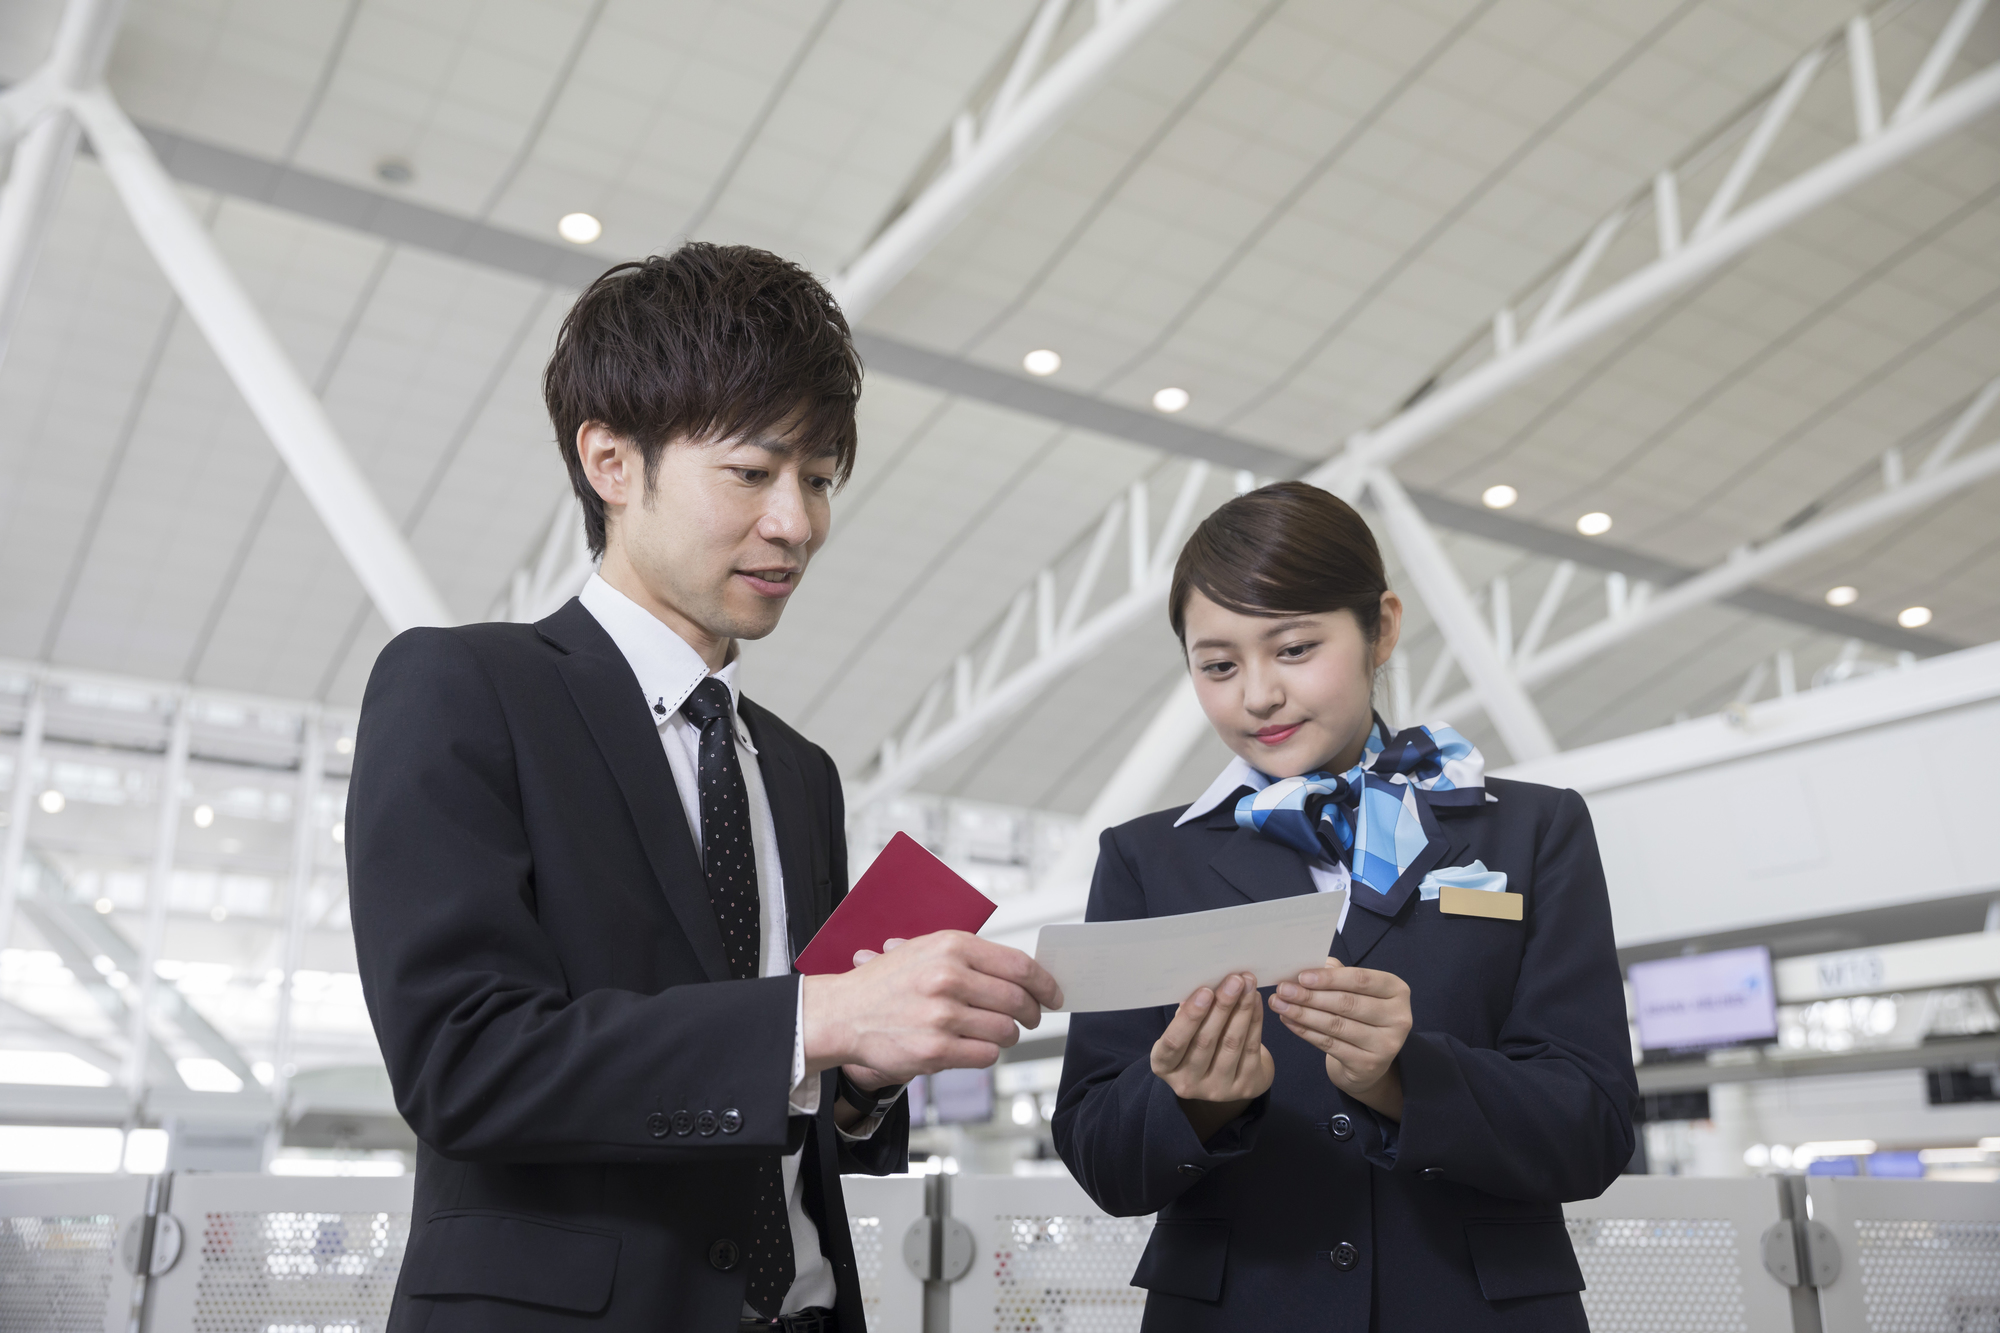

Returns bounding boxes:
[1628,945,1778,1054]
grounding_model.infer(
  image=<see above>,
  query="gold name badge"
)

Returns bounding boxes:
[1439,885,1524,921]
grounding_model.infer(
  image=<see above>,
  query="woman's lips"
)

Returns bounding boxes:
[737,569,798,598]
[1252,722,1303,746]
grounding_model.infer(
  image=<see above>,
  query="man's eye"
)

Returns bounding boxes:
[733,468,768,483]
[808,476,834,493]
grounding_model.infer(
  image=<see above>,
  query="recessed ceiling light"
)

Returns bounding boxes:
[1898,605,1932,628]
[38,789,64,814]
[331,821,346,844]
[557,212,602,244]
[192,803,215,828]
[1022,349,1061,376]
[1824,585,1858,607]
[210,905,229,922]
[335,734,354,755]
[375,156,414,186]
[1575,511,1612,536]
[1481,484,1518,509]
[94,898,114,915]
[1153,387,1190,413]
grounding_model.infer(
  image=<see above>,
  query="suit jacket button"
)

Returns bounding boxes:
[1331,1241,1359,1272]
[697,1110,719,1137]
[1419,1166,1446,1182]
[1327,1113,1354,1142]
[1176,1163,1205,1178]
[719,1108,743,1135]
[708,1239,740,1271]
[672,1110,694,1137]
[645,1112,669,1139]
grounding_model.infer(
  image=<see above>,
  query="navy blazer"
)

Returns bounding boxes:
[1053,777,1636,1332]
[349,601,906,1333]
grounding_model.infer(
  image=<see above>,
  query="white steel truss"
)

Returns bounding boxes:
[0,0,452,635]
[852,2,2000,817]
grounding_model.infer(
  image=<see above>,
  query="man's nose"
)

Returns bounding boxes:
[759,482,813,546]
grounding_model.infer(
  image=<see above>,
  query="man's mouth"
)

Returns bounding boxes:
[1252,721,1303,746]
[737,568,800,597]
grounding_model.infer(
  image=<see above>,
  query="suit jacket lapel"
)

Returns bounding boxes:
[743,702,820,957]
[1339,820,1474,967]
[541,602,733,984]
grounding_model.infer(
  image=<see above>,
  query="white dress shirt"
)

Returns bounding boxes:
[580,574,879,1317]
[1177,754,1352,935]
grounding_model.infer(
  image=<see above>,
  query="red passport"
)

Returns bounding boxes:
[793,832,997,974]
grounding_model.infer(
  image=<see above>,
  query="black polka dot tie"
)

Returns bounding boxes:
[680,677,793,1317]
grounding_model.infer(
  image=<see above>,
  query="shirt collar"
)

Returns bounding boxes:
[577,573,755,751]
[1173,754,1270,827]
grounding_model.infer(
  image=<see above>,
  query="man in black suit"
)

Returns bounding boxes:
[348,243,1061,1332]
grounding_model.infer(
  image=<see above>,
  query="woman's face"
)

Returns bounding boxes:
[1182,588,1403,779]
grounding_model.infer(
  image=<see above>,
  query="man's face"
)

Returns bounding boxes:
[583,421,837,657]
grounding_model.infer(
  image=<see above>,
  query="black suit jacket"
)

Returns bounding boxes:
[1053,778,1636,1332]
[347,599,907,1333]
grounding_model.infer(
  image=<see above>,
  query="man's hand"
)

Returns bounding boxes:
[1150,973,1274,1143]
[801,932,1063,1088]
[1269,958,1411,1120]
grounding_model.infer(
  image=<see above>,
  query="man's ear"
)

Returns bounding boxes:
[578,422,635,509]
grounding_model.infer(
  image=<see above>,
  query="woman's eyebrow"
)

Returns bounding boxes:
[1188,637,1235,652]
[1259,618,1318,638]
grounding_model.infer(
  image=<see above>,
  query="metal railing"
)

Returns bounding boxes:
[4,1170,1995,1331]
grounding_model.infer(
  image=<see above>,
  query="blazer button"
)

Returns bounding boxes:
[696,1110,719,1137]
[1419,1166,1446,1182]
[1327,1113,1354,1142]
[1331,1241,1359,1272]
[719,1108,743,1135]
[1176,1163,1205,1178]
[672,1110,694,1137]
[708,1239,740,1272]
[646,1112,669,1139]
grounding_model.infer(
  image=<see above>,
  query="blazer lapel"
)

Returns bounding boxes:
[541,602,732,983]
[743,703,820,958]
[1339,820,1474,967]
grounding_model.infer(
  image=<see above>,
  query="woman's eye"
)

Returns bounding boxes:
[1200,661,1235,676]
[1278,641,1318,659]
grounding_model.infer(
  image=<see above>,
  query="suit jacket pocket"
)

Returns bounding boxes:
[1464,1218,1584,1301]
[403,1209,621,1312]
[1130,1219,1229,1303]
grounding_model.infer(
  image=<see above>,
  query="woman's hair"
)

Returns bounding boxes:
[1168,480,1389,642]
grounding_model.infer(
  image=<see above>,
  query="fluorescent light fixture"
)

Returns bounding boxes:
[176,1058,244,1094]
[1795,1139,1876,1160]
[1481,484,1518,509]
[1152,387,1190,413]
[1898,605,1932,628]
[1575,511,1612,536]
[1919,1147,1991,1164]
[270,1155,407,1177]
[37,789,64,814]
[0,1050,113,1087]
[1022,349,1061,376]
[1824,585,1858,607]
[557,212,602,244]
[331,821,346,844]
[192,804,214,828]
[0,1125,123,1173]
[124,1128,169,1174]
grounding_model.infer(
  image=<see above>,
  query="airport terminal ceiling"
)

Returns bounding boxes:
[0,0,1998,1124]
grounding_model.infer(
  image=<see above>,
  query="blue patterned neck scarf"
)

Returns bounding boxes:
[1234,718,1485,918]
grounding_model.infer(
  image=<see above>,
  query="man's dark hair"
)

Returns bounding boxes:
[1168,480,1389,643]
[543,243,862,556]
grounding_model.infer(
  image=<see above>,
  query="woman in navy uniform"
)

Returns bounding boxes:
[1053,481,1636,1331]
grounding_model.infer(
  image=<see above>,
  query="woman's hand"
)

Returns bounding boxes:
[1150,972,1275,1143]
[1270,958,1412,1120]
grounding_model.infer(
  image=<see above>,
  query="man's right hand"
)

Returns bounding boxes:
[801,931,1063,1084]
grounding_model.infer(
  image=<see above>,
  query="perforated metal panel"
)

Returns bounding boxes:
[1851,1220,2000,1332]
[1567,1216,1750,1333]
[0,1213,119,1333]
[183,1209,409,1332]
[949,1176,1154,1333]
[839,1174,928,1333]
[849,1214,885,1330]
[0,1175,152,1333]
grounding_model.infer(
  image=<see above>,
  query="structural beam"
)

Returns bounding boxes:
[123,693,190,1102]
[0,675,45,962]
[269,710,325,1115]
[1431,437,2000,722]
[0,0,127,369]
[829,0,1183,319]
[1364,468,1558,761]
[1311,32,2000,492]
[67,88,451,634]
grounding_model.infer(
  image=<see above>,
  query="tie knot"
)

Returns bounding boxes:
[679,676,733,729]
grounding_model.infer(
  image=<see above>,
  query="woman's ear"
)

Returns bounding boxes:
[1374,590,1404,669]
